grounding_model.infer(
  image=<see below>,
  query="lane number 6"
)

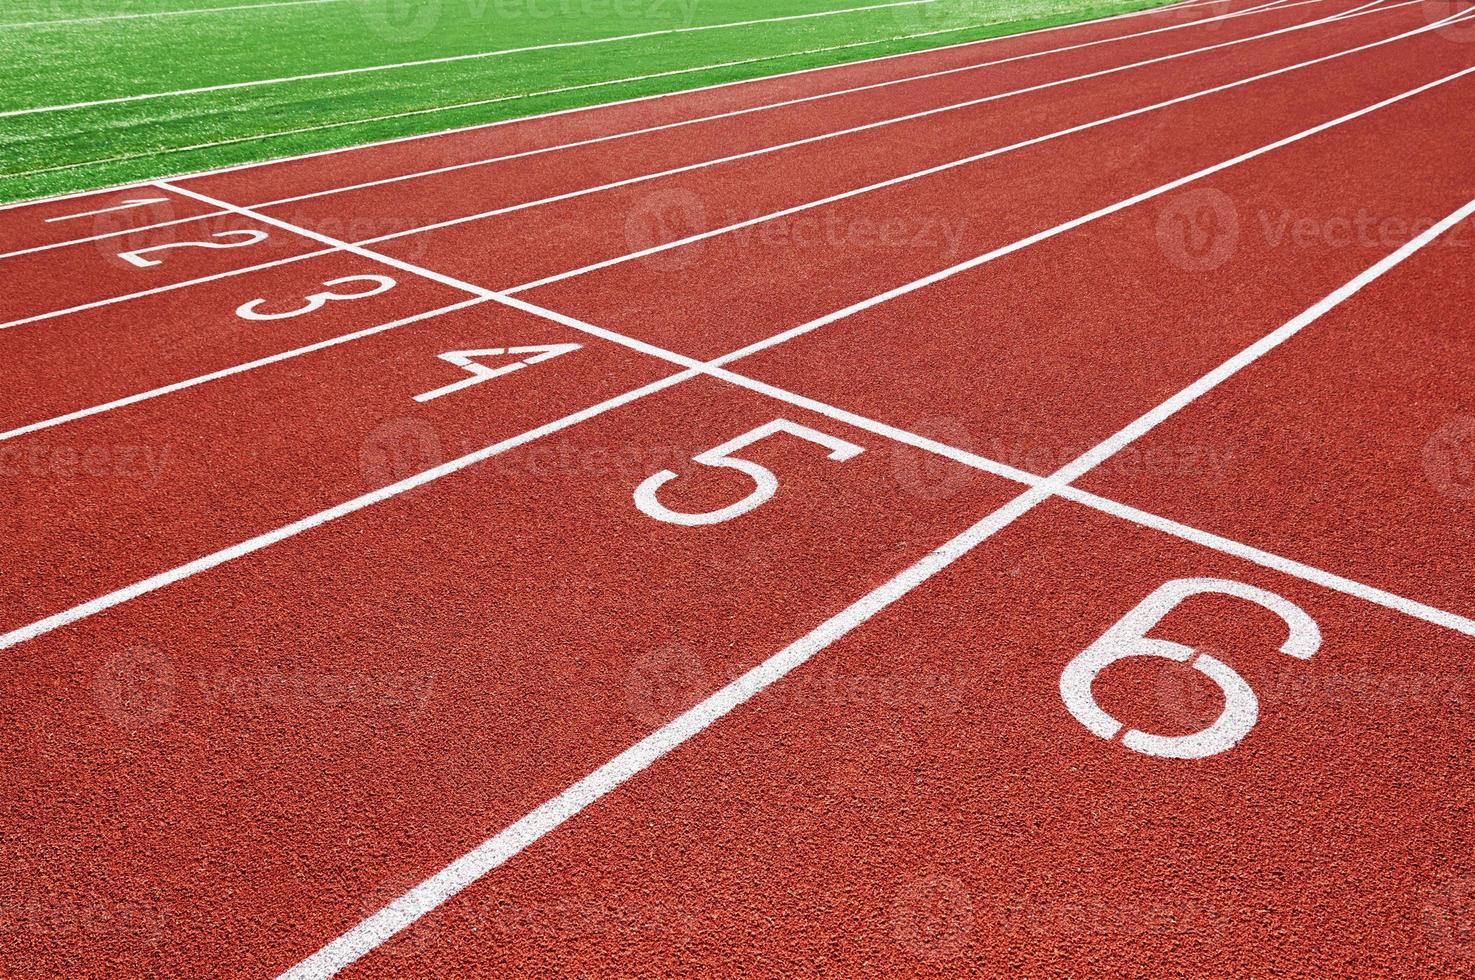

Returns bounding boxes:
[235,274,397,321]
[634,419,864,526]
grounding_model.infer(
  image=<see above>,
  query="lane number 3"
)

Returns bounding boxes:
[235,275,397,320]
[634,419,864,526]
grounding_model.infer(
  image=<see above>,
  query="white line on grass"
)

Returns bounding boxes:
[0,0,353,29]
[0,0,945,118]
[278,189,1475,980]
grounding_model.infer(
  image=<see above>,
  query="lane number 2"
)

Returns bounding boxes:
[634,419,864,526]
[235,275,397,321]
[117,229,268,268]
[1059,577,1320,760]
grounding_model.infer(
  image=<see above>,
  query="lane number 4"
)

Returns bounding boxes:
[634,419,864,526]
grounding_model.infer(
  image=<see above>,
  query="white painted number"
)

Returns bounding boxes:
[1059,577,1320,760]
[414,344,582,402]
[236,275,397,321]
[634,419,864,526]
[117,229,268,268]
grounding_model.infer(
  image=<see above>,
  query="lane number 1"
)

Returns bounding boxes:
[634,419,864,526]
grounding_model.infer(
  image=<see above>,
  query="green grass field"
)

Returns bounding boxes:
[0,0,1174,203]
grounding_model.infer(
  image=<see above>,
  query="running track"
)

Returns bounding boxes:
[3,0,1474,974]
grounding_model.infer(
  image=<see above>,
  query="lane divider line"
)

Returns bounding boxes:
[277,189,1475,980]
[0,0,1314,257]
[0,0,947,119]
[0,0,1231,211]
[362,0,1402,247]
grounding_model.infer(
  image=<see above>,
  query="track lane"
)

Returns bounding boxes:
[167,0,1252,206]
[0,186,222,254]
[1079,211,1475,619]
[722,66,1475,475]
[0,303,678,639]
[252,0,1353,242]
[513,6,1470,356]
[339,497,1475,976]
[0,377,1014,977]
[366,0,1399,290]
[0,249,472,437]
[0,212,332,325]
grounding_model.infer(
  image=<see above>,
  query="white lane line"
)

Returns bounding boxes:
[280,190,1475,980]
[0,0,1317,260]
[10,48,1454,449]
[0,0,352,29]
[0,247,336,331]
[1059,486,1475,637]
[0,297,492,443]
[706,57,1475,367]
[0,0,1238,211]
[368,0,1410,248]
[239,0,1329,208]
[42,196,170,222]
[0,370,697,655]
[0,0,945,119]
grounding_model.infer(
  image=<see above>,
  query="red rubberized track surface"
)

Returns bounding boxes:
[4,0,1475,975]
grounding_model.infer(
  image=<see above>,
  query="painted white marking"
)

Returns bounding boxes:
[0,298,493,444]
[707,55,1475,368]
[280,189,1475,980]
[0,0,1234,212]
[1059,578,1320,759]
[0,0,947,118]
[43,196,168,222]
[412,344,582,402]
[0,370,696,655]
[373,0,1407,248]
[0,248,336,331]
[633,419,864,525]
[235,274,396,320]
[0,0,352,29]
[0,0,1328,258]
[116,228,268,268]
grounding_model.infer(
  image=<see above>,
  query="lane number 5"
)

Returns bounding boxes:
[634,419,864,526]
